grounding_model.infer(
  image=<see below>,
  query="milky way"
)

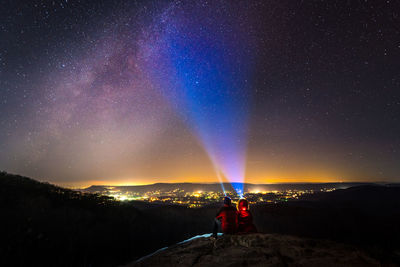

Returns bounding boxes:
[0,0,399,186]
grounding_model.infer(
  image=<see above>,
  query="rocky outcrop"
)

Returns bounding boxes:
[128,233,380,267]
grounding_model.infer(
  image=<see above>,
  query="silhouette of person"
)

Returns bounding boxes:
[212,196,238,238]
[237,198,257,233]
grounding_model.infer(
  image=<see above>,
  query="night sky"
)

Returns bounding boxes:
[0,0,399,187]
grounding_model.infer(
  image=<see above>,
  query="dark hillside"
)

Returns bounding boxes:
[0,172,153,266]
[251,186,400,264]
[0,172,217,266]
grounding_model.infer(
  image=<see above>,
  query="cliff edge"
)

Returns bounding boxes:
[127,233,381,267]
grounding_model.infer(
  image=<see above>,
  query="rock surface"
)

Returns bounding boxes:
[127,233,380,267]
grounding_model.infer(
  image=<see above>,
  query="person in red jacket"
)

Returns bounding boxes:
[212,196,238,238]
[237,198,257,233]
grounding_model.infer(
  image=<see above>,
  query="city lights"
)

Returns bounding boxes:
[81,186,337,208]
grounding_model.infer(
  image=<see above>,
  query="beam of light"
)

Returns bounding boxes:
[215,168,226,196]
[153,3,251,194]
[139,1,255,195]
[231,183,244,199]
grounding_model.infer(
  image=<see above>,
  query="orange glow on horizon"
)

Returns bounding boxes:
[56,174,346,189]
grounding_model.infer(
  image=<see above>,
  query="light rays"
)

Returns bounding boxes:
[140,1,255,195]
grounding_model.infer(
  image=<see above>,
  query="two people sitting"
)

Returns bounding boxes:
[212,196,257,238]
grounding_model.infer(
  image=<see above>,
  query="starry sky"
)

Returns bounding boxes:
[0,0,399,187]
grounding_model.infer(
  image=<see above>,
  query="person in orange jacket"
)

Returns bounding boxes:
[237,198,257,233]
[212,196,238,238]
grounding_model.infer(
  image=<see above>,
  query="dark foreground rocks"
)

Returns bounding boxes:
[127,233,382,267]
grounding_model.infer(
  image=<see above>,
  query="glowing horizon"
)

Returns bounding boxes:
[54,175,378,189]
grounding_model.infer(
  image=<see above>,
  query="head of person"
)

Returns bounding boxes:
[224,196,232,206]
[238,198,249,211]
